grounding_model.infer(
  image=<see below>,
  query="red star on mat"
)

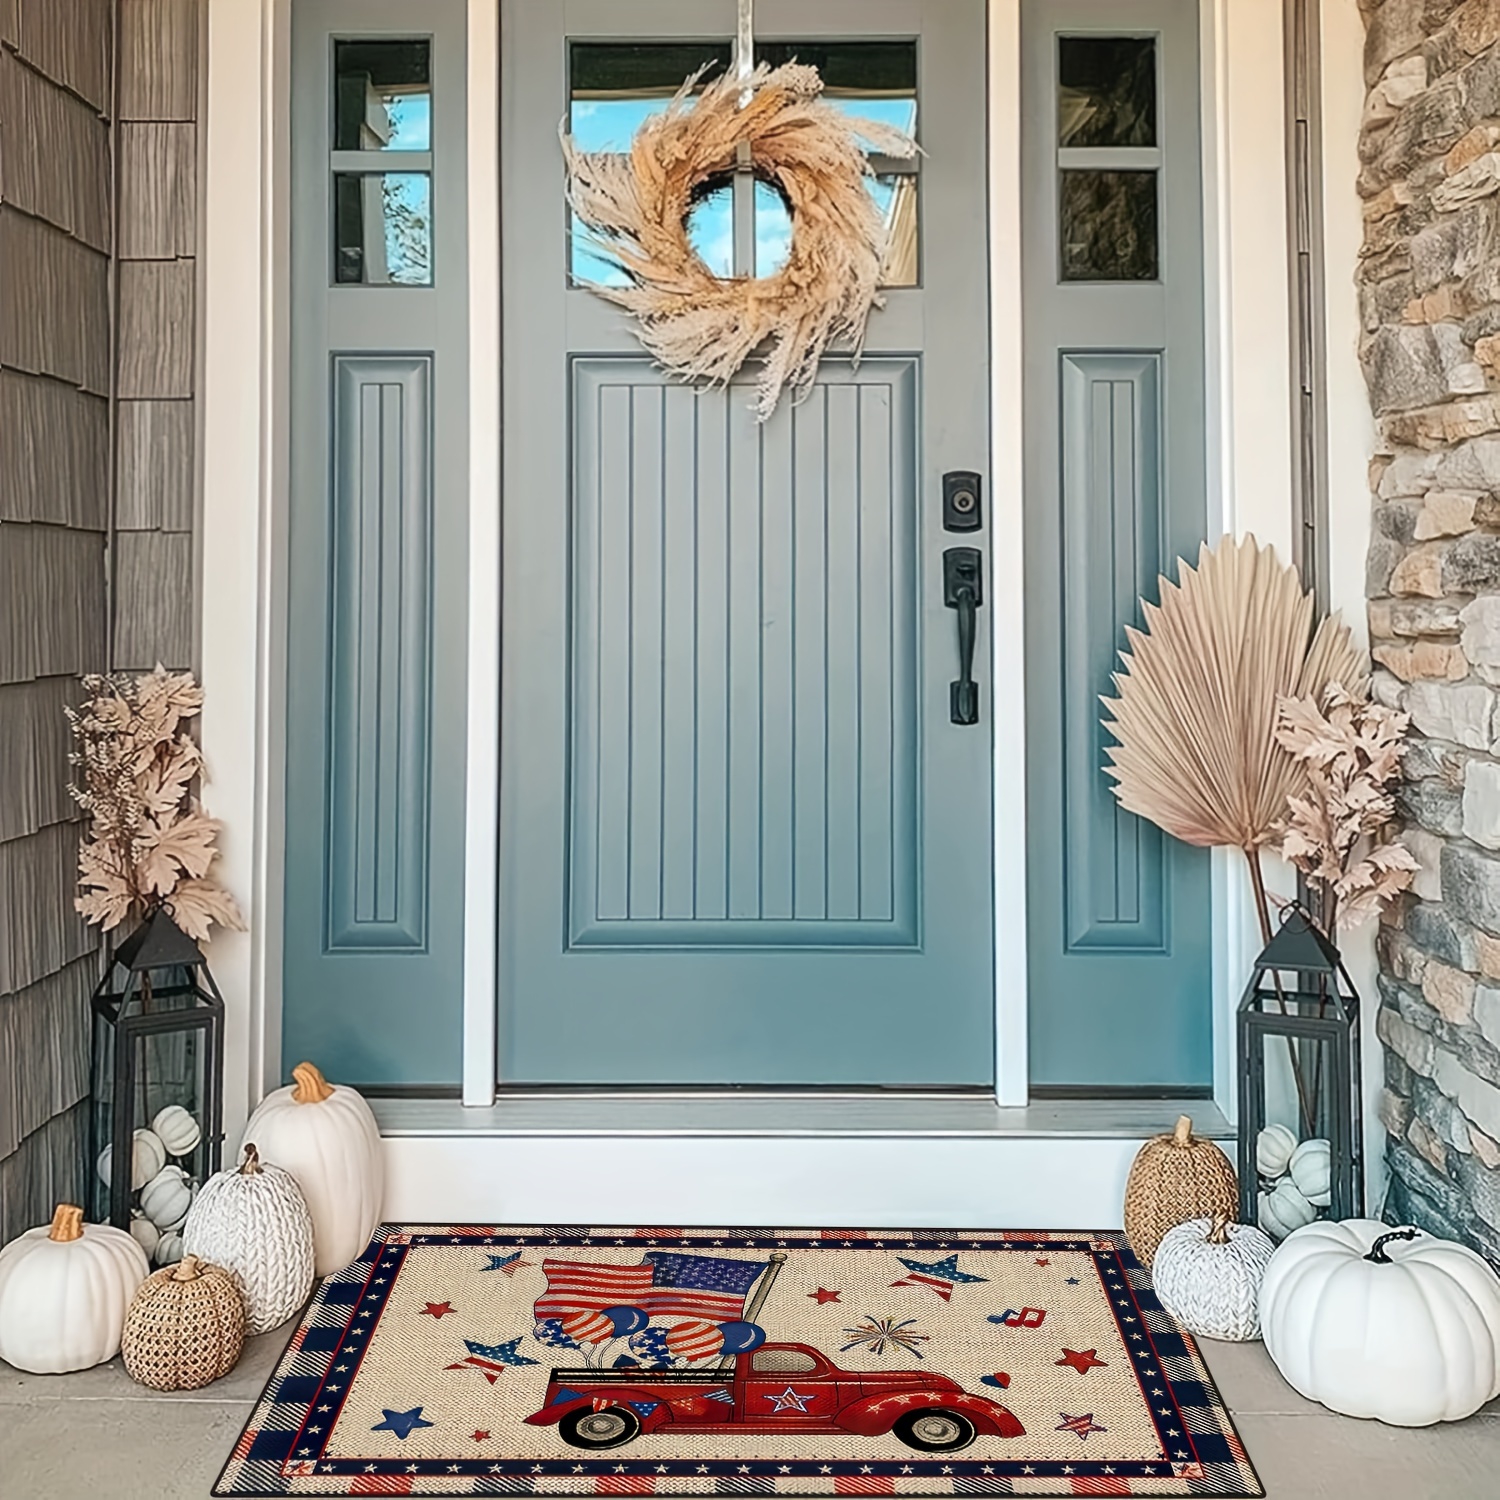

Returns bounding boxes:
[1034,1257,1050,1267]
[420,1302,457,1319]
[471,1431,491,1443]
[808,1288,842,1305]
[1055,1348,1108,1374]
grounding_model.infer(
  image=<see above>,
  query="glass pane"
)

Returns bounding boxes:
[334,39,432,151]
[334,172,433,285]
[567,39,918,287]
[1059,169,1158,281]
[1058,36,1156,148]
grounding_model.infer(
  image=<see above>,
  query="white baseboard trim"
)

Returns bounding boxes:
[379,1133,1171,1228]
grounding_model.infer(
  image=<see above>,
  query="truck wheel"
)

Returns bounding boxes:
[559,1406,642,1450]
[894,1409,977,1453]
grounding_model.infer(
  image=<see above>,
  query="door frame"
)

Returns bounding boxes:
[200,0,1322,1138]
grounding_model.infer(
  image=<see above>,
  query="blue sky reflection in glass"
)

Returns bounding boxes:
[568,96,917,288]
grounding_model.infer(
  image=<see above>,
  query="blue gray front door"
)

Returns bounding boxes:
[499,0,996,1085]
[1022,0,1212,1089]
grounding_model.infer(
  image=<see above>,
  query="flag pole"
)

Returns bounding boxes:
[716,1250,786,1373]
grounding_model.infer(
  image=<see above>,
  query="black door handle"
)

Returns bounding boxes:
[943,547,983,725]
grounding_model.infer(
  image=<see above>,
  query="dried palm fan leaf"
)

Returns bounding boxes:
[562,61,916,420]
[1102,534,1365,939]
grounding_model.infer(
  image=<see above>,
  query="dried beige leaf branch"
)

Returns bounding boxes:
[1101,534,1366,942]
[67,667,245,943]
[1273,683,1416,936]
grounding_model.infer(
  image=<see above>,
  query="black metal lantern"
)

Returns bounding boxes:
[1237,906,1363,1226]
[90,908,225,1230]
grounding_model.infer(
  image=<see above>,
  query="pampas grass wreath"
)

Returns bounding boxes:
[562,61,916,420]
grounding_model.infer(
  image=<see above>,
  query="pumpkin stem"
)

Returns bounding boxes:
[1172,1115,1194,1147]
[291,1061,335,1104]
[172,1254,202,1282]
[48,1204,84,1242]
[1206,1214,1231,1245]
[1365,1227,1420,1264]
[240,1142,263,1175]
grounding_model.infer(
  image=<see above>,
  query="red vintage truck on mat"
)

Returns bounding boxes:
[523,1342,1026,1453]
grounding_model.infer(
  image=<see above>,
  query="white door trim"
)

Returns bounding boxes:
[200,0,1320,1143]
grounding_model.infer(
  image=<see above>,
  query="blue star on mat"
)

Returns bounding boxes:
[1056,1411,1106,1440]
[465,1336,539,1365]
[481,1251,531,1274]
[890,1254,987,1300]
[371,1407,435,1441]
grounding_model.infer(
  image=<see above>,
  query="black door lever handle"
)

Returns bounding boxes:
[943,547,983,725]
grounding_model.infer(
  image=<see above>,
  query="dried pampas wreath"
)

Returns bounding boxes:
[562,62,916,420]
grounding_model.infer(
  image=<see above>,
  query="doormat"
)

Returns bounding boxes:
[215,1225,1262,1498]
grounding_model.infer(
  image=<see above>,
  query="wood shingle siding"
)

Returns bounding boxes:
[0,0,200,1244]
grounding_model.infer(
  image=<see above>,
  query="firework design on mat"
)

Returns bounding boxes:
[839,1315,930,1357]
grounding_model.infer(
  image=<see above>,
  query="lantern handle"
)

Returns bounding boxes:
[1364,1227,1419,1263]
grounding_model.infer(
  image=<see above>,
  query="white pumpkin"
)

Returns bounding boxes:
[96,1128,167,1192]
[128,1211,160,1259]
[151,1104,202,1158]
[1258,1177,1317,1240]
[184,1143,315,1334]
[155,1230,184,1267]
[242,1062,382,1276]
[141,1165,194,1231]
[0,1204,150,1373]
[1288,1138,1332,1207]
[1255,1123,1298,1179]
[1262,1220,1500,1425]
[1152,1214,1277,1342]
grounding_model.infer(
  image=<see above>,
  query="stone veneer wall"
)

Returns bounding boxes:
[1360,0,1500,1262]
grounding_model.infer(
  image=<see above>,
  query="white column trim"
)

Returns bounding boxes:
[463,0,501,1106]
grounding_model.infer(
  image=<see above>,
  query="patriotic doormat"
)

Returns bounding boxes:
[215,1226,1262,1498]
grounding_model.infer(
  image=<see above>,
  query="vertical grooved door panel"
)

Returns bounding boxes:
[325,355,433,951]
[1059,353,1165,952]
[568,359,918,949]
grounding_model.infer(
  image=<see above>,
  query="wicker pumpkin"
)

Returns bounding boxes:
[184,1143,314,1334]
[1123,1115,1239,1268]
[122,1254,245,1391]
[1151,1214,1276,1341]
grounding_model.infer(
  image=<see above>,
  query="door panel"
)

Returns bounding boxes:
[283,0,468,1086]
[568,360,917,948]
[501,0,993,1086]
[1023,0,1212,1089]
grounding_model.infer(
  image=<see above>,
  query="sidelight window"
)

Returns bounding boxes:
[1055,34,1160,282]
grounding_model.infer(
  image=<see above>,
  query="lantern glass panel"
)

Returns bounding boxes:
[89,917,224,1231]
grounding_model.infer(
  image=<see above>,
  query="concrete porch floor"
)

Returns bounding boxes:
[1,1334,1497,1499]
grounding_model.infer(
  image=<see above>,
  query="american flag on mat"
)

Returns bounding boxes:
[534,1253,765,1324]
[534,1259,656,1320]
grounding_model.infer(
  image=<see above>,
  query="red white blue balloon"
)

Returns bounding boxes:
[716,1320,766,1355]
[603,1304,648,1337]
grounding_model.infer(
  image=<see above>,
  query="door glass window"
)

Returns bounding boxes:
[1055,35,1159,282]
[751,1348,818,1373]
[567,40,918,288]
[331,38,434,284]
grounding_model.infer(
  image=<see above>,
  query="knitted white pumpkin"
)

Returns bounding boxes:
[151,1105,202,1158]
[183,1143,315,1334]
[141,1165,194,1231]
[1151,1214,1276,1341]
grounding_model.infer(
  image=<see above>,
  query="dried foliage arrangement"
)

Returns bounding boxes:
[562,62,916,420]
[67,668,244,943]
[1101,534,1366,941]
[1274,684,1416,936]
